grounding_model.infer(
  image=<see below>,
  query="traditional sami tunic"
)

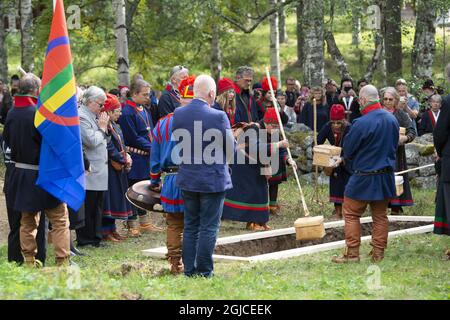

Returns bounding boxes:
[299,102,329,132]
[3,95,61,212]
[118,99,154,181]
[158,84,181,118]
[236,89,260,123]
[390,109,415,207]
[222,126,269,223]
[339,96,361,123]
[418,109,440,136]
[433,95,450,236]
[150,113,184,213]
[343,102,398,201]
[317,121,352,204]
[102,122,132,220]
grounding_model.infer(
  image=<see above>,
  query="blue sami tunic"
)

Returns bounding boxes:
[150,113,184,213]
[103,122,132,219]
[118,99,154,181]
[222,126,270,224]
[317,121,352,204]
[343,102,399,201]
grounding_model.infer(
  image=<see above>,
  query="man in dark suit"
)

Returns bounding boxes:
[433,64,450,259]
[172,75,235,277]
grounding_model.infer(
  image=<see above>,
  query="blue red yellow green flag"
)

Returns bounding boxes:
[34,0,85,210]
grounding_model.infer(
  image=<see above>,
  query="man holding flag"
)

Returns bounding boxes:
[4,73,71,267]
[4,0,85,266]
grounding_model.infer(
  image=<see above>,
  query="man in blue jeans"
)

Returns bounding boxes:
[172,75,235,277]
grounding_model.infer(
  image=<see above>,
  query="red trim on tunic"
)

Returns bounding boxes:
[434,221,449,229]
[160,196,184,205]
[330,196,344,203]
[224,201,269,211]
[165,114,173,142]
[150,172,161,179]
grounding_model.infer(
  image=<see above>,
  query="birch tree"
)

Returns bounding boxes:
[302,0,324,87]
[210,24,222,84]
[269,0,281,87]
[112,0,130,87]
[20,0,34,72]
[0,1,8,81]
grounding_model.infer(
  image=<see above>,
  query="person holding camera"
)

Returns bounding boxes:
[338,77,361,123]
[396,79,419,135]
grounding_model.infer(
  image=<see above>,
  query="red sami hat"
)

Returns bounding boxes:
[263,107,279,124]
[261,76,278,92]
[179,75,196,98]
[330,104,345,121]
[218,78,236,95]
[102,93,121,112]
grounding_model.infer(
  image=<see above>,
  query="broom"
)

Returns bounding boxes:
[265,68,325,241]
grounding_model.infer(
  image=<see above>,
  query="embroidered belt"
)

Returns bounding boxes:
[15,162,39,171]
[162,166,178,174]
[126,146,149,156]
[354,167,392,176]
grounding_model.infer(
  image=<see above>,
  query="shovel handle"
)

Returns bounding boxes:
[265,67,310,217]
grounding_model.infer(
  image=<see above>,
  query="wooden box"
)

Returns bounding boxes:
[313,145,342,167]
[294,216,326,241]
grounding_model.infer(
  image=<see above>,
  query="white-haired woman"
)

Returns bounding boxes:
[382,87,416,214]
[76,86,109,247]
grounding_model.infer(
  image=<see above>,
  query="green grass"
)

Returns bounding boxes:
[0,181,448,300]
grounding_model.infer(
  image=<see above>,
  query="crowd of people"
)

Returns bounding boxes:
[0,62,448,276]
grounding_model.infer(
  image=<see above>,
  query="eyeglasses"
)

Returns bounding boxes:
[383,98,394,102]
[95,101,104,108]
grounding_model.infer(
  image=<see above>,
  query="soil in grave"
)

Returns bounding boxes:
[214,221,431,257]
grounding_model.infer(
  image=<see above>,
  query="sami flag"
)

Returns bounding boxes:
[34,0,85,210]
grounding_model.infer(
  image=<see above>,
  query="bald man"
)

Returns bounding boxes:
[332,85,399,263]
[172,75,235,277]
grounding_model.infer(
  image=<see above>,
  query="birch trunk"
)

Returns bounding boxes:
[112,0,130,87]
[351,6,361,46]
[20,0,33,72]
[302,0,324,87]
[364,32,384,82]
[325,31,350,79]
[210,24,222,84]
[269,0,281,88]
[0,1,8,81]
[412,0,436,79]
[279,0,287,44]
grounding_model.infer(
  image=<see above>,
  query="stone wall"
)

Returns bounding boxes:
[286,124,437,188]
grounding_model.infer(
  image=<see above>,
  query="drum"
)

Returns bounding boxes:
[125,180,162,211]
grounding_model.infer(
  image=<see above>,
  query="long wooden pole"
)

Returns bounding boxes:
[395,164,435,176]
[265,67,310,216]
[313,98,320,202]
